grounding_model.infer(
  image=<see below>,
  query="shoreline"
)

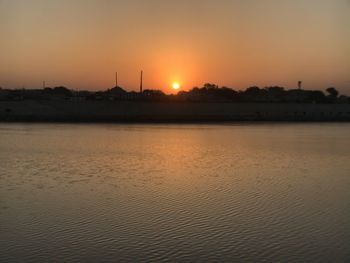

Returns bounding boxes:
[1,100,350,123]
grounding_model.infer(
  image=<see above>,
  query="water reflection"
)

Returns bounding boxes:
[1,124,350,262]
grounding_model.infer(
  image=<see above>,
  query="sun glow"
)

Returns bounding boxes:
[172,82,181,90]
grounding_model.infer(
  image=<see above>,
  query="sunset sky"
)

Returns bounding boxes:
[1,0,349,94]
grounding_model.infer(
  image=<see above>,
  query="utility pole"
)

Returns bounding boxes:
[140,70,143,93]
[115,72,118,88]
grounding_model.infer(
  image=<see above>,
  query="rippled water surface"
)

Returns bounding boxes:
[1,123,350,262]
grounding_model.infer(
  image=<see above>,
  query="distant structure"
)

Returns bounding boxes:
[115,72,118,87]
[140,70,143,93]
[43,81,46,89]
[298,81,302,90]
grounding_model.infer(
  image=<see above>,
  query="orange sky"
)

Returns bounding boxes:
[1,0,349,94]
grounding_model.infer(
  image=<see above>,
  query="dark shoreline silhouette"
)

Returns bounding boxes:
[1,84,349,122]
[1,83,349,103]
[1,100,350,123]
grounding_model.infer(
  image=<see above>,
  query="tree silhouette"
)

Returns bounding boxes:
[1,83,348,104]
[326,87,339,98]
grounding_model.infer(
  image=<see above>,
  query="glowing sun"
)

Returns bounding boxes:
[172,82,181,90]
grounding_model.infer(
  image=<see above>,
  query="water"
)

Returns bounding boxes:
[0,123,349,262]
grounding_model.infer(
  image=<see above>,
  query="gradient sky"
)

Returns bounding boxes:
[1,0,349,94]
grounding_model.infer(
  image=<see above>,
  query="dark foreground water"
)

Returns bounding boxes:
[0,123,349,262]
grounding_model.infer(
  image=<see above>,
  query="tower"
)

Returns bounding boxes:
[115,72,118,88]
[140,70,143,93]
[298,81,302,90]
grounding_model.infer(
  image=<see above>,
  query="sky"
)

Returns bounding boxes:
[0,0,349,94]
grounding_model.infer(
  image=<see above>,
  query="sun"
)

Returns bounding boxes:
[172,82,181,90]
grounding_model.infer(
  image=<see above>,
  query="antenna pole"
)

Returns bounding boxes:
[140,70,143,93]
[115,72,118,87]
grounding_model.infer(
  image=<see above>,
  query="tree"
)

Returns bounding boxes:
[203,83,218,90]
[326,87,339,98]
[53,86,72,96]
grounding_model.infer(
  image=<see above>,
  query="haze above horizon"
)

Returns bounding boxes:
[1,0,349,93]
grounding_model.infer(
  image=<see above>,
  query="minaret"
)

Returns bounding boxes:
[140,70,143,93]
